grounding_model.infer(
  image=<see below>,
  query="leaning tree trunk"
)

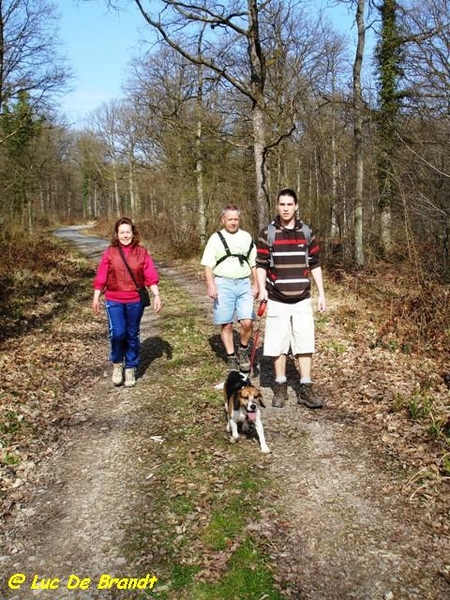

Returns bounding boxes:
[252,103,268,229]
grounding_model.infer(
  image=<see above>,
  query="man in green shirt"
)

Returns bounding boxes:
[201,205,258,372]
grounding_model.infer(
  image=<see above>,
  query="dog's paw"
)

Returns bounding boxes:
[229,436,238,444]
[261,445,270,454]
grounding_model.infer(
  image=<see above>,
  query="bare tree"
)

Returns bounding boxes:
[396,0,450,274]
[128,46,210,227]
[0,0,71,233]
[86,101,127,217]
[400,0,450,116]
[76,130,111,219]
[129,0,297,229]
[0,0,70,114]
[194,29,207,246]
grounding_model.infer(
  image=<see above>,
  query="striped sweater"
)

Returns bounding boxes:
[256,216,320,303]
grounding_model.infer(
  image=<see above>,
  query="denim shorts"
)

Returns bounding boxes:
[213,277,255,325]
[263,298,315,356]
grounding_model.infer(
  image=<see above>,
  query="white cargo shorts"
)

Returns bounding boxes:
[263,298,315,356]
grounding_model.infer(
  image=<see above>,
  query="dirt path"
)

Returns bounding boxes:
[1,227,168,598]
[1,227,449,600]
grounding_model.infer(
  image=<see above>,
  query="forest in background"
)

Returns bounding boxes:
[0,0,448,277]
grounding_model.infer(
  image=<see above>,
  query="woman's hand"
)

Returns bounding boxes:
[153,294,162,313]
[92,290,102,314]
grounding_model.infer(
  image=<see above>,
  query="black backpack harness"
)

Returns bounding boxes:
[215,231,254,267]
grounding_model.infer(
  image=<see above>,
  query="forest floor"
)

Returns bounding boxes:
[0,226,449,600]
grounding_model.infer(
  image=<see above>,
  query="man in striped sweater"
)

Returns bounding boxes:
[256,189,326,408]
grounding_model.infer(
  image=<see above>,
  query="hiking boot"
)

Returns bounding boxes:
[238,346,251,373]
[297,383,324,408]
[124,368,136,387]
[227,355,239,371]
[112,363,123,386]
[272,382,288,408]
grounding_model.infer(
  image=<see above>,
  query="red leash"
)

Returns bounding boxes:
[249,300,267,374]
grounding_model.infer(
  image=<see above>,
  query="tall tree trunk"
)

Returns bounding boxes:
[248,0,268,227]
[353,0,366,266]
[379,179,392,249]
[113,163,121,217]
[128,158,137,216]
[93,185,98,219]
[376,0,402,255]
[27,195,33,235]
[0,2,4,109]
[196,54,206,247]
[330,130,339,238]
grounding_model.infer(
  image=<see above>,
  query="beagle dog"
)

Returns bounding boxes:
[223,371,270,453]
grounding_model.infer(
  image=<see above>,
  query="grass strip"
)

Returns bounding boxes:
[123,276,284,599]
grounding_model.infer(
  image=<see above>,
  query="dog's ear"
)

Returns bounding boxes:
[233,392,243,411]
[257,391,266,408]
[231,381,245,398]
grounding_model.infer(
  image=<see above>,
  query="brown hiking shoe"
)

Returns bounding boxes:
[297,383,324,408]
[272,382,288,408]
[227,355,239,371]
[238,346,251,373]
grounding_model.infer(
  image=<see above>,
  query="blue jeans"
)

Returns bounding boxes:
[105,300,144,368]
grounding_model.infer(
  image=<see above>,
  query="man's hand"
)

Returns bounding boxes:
[317,294,326,312]
[258,290,268,303]
[207,281,218,300]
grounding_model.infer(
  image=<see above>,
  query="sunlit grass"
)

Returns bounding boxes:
[121,279,280,600]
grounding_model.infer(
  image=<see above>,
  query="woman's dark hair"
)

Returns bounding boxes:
[111,217,140,246]
[277,188,298,204]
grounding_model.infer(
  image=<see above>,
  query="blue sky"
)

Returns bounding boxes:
[59,1,145,126]
[58,1,368,127]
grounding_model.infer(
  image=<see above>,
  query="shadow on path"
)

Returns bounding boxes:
[137,336,173,379]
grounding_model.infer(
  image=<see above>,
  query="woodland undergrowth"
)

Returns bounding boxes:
[0,234,449,530]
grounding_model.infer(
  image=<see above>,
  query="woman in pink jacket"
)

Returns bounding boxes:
[92,217,162,387]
